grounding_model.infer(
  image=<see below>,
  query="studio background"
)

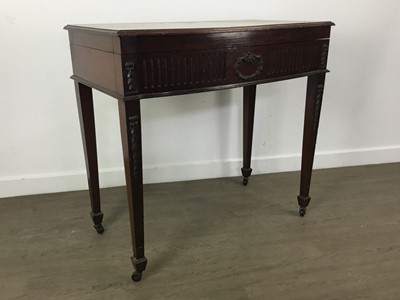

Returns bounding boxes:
[1,0,399,198]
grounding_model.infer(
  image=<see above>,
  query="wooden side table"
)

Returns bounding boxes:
[64,20,334,281]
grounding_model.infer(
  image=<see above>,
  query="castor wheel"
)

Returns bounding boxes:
[243,178,249,186]
[298,207,306,217]
[94,224,104,234]
[131,271,143,282]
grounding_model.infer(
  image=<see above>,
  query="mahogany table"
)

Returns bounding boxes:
[64,20,334,282]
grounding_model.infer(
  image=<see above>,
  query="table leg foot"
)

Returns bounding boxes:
[90,211,104,234]
[298,207,307,217]
[93,223,105,234]
[131,271,143,282]
[297,195,311,217]
[241,167,252,186]
[131,256,147,282]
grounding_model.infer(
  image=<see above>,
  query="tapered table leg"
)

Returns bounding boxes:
[118,99,147,282]
[298,73,326,217]
[75,81,104,234]
[241,85,257,186]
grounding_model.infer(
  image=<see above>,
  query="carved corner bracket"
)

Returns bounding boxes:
[320,43,329,68]
[125,61,137,93]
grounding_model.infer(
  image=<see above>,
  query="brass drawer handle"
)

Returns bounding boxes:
[234,52,263,81]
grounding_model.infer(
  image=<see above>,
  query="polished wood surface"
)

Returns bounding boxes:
[74,82,104,234]
[65,20,334,282]
[65,20,334,34]
[241,85,256,186]
[118,99,148,279]
[66,20,332,100]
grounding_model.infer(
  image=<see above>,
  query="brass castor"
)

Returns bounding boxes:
[131,271,143,282]
[299,207,306,217]
[243,178,249,186]
[94,224,104,234]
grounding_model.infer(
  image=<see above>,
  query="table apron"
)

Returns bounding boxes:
[122,40,330,96]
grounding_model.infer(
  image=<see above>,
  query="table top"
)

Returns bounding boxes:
[66,19,333,100]
[64,20,334,35]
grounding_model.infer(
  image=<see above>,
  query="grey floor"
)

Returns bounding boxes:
[1,163,400,300]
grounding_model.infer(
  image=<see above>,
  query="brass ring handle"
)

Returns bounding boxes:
[234,52,264,81]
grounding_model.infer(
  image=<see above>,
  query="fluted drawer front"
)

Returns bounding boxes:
[123,40,329,95]
[140,51,227,91]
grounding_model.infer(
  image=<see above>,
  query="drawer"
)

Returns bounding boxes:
[123,40,329,96]
[228,40,329,83]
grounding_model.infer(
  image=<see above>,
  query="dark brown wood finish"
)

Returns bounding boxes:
[118,99,147,281]
[65,21,333,100]
[242,85,257,186]
[74,82,104,233]
[298,73,326,217]
[65,20,334,281]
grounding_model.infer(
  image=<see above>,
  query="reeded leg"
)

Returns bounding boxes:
[298,73,326,216]
[75,81,104,234]
[118,99,147,282]
[241,85,257,186]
